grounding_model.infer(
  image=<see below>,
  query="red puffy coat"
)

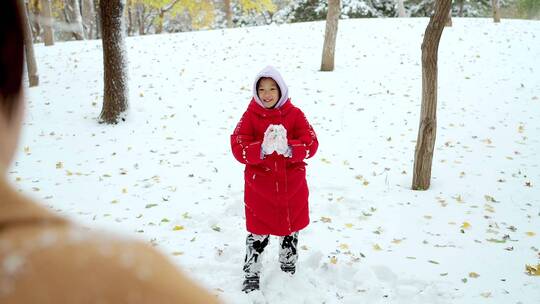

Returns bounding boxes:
[231,98,318,236]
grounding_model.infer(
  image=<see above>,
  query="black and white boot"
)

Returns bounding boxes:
[279,232,299,275]
[242,233,269,293]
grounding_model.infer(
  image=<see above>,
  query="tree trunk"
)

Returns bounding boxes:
[137,4,146,35]
[412,0,452,190]
[458,0,464,17]
[81,0,95,39]
[445,8,452,27]
[94,0,101,38]
[224,0,233,27]
[99,0,128,124]
[20,0,39,87]
[397,0,406,17]
[127,0,134,36]
[320,0,340,71]
[29,0,42,43]
[492,0,501,23]
[65,0,85,39]
[41,0,54,46]
[156,11,164,34]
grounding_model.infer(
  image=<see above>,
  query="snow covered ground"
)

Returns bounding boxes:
[11,17,540,303]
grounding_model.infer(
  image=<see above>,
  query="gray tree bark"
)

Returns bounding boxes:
[41,0,54,45]
[93,0,101,38]
[29,0,41,42]
[321,0,340,71]
[137,3,146,35]
[65,0,85,40]
[99,0,128,124]
[412,0,452,190]
[446,8,452,27]
[82,0,95,39]
[127,0,134,36]
[224,0,233,27]
[397,0,406,17]
[20,0,39,87]
[492,0,501,23]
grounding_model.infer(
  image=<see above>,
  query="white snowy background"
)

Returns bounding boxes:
[10,18,540,303]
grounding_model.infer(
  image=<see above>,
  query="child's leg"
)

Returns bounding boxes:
[242,233,269,292]
[278,231,299,274]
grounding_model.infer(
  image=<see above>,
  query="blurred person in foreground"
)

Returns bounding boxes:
[0,1,219,303]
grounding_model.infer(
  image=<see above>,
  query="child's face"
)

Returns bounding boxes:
[257,78,280,109]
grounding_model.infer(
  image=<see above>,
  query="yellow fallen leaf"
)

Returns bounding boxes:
[461,222,472,229]
[300,245,308,250]
[320,216,332,223]
[345,223,354,228]
[525,264,540,276]
[484,195,497,202]
[339,243,349,250]
[424,215,432,220]
[173,225,184,231]
[122,188,127,194]
[56,162,63,169]
[330,256,338,264]
[172,251,184,256]
[480,292,491,298]
[469,272,480,278]
[363,180,369,186]
[373,244,382,251]
[392,239,402,244]
[525,231,536,237]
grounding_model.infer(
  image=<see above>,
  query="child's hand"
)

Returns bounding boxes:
[262,124,278,155]
[274,125,290,156]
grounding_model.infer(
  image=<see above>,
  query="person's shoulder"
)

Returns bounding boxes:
[0,222,219,303]
[288,102,305,117]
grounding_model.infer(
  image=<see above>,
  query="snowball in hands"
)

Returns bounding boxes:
[273,125,289,156]
[262,124,289,156]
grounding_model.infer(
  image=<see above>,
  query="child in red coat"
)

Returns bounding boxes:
[230,66,318,293]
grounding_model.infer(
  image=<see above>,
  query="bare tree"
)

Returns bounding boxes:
[28,0,42,42]
[93,0,101,38]
[136,2,149,35]
[19,0,39,86]
[397,0,407,17]
[321,0,340,71]
[99,0,128,124]
[65,0,85,39]
[457,0,464,17]
[491,0,501,23]
[224,0,233,27]
[81,0,95,39]
[155,0,181,34]
[127,0,135,36]
[41,0,54,45]
[412,0,452,190]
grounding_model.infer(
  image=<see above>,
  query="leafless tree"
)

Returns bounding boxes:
[412,0,453,190]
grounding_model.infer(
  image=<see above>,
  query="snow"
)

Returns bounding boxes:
[11,17,540,303]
